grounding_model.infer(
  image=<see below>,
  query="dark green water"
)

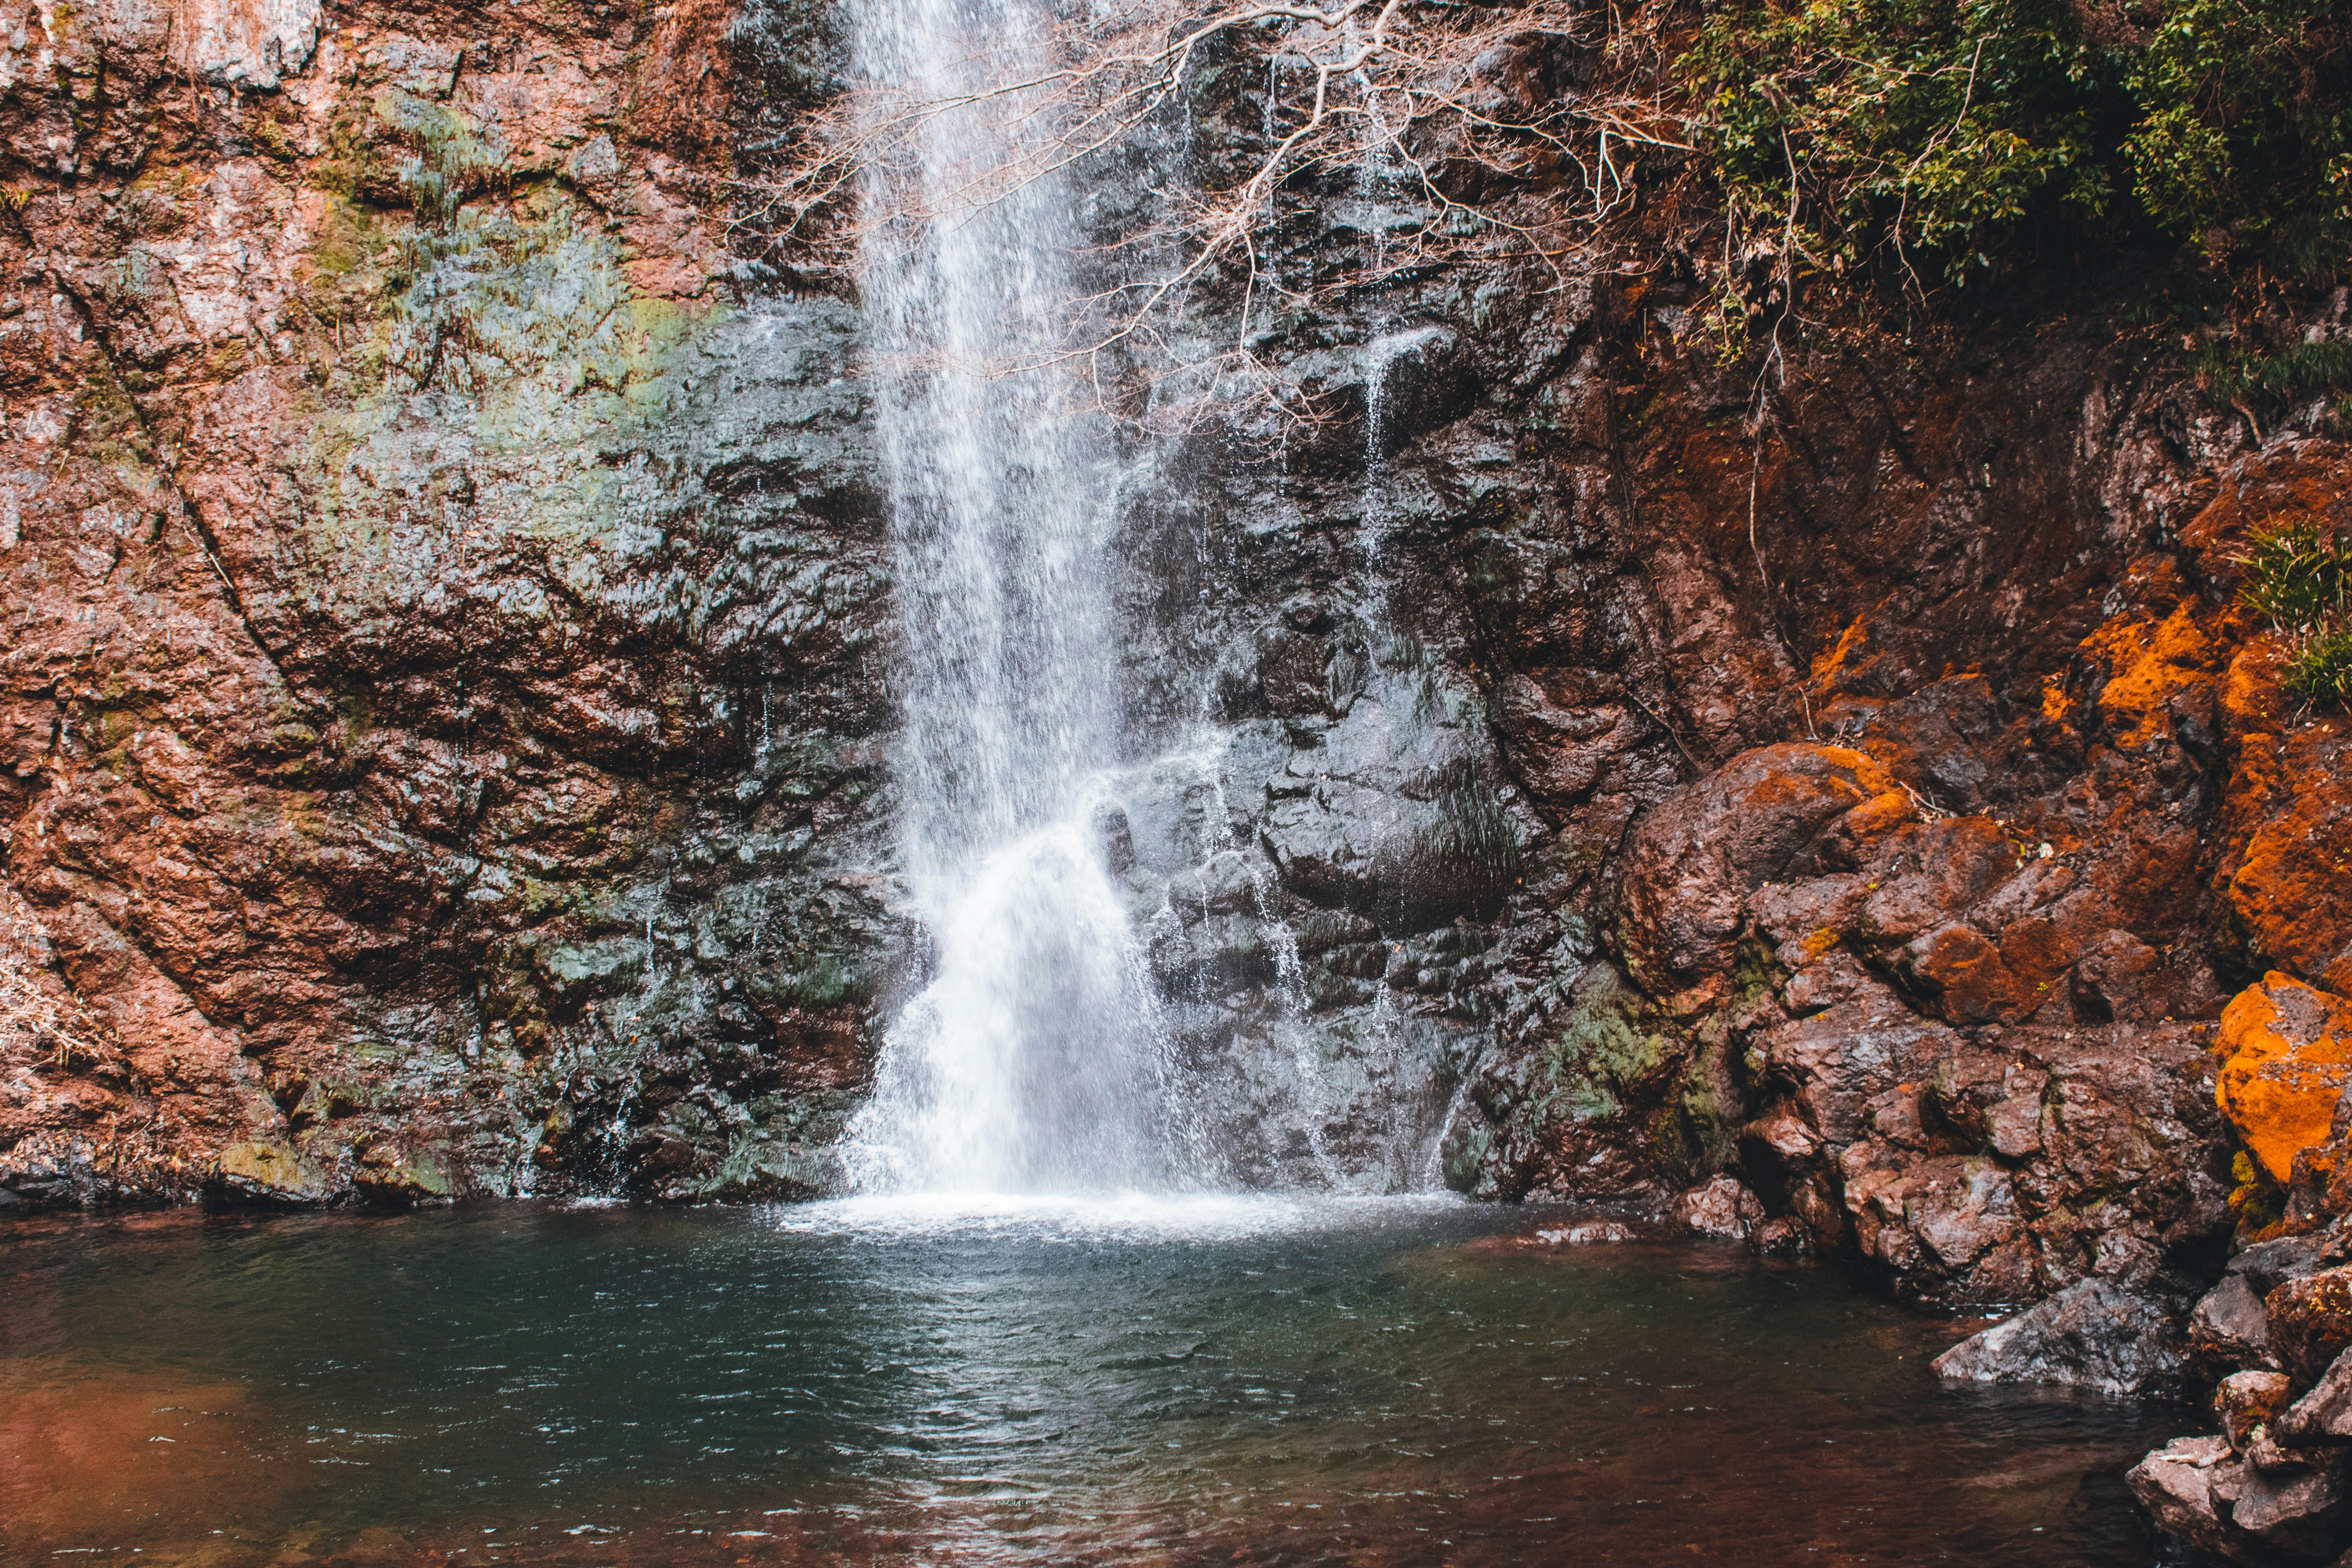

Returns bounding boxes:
[2,1195,2180,1565]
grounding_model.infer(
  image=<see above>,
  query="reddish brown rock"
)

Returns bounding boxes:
[1615,743,1897,1005]
[2278,1350,2352,1444]
[2270,1267,2352,1392]
[2232,1463,2349,1561]
[0,0,2342,1344]
[2128,1437,2247,1563]
[2217,1370,2294,1452]
[0,0,893,1208]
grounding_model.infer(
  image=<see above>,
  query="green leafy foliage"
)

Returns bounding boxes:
[2122,0,2352,248]
[1682,0,2112,277]
[2192,339,2352,410]
[1682,0,2352,283]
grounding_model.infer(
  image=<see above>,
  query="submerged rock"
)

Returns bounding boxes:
[1530,1219,1637,1246]
[1931,1279,2186,1397]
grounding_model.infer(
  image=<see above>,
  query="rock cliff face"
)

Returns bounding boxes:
[3,0,2348,1350]
[2,0,887,1206]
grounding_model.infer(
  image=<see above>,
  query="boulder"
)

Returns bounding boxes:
[2232,1461,2348,1560]
[2271,1267,2352,1391]
[2218,975,2352,1185]
[1677,1174,1766,1239]
[1931,1278,2187,1397]
[2220,1370,2295,1452]
[2280,1350,2352,1444]
[352,1145,457,1206]
[2127,1436,2250,1562]
[2196,1271,2280,1372]
[211,1140,329,1205]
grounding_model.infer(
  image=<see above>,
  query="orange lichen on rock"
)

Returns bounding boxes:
[2216,973,2352,1184]
[2081,602,2222,746]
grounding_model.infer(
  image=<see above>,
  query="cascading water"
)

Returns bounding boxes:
[843,0,1179,1194]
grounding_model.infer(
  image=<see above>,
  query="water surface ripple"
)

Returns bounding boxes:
[2,1200,2180,1564]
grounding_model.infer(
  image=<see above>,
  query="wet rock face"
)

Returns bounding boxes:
[0,0,891,1207]
[2131,1428,2352,1567]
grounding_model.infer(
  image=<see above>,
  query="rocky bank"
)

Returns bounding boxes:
[7,0,2352,1553]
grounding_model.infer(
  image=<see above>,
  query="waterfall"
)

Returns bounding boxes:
[843,0,1179,1194]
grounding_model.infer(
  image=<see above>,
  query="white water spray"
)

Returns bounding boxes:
[844,0,1178,1194]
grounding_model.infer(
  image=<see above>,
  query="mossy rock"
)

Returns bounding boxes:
[212,1141,330,1206]
[355,1145,457,1205]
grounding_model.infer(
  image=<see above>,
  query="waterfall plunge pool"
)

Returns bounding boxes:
[4,1197,2179,1564]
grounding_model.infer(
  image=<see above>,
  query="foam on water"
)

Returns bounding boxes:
[769,1190,1467,1243]
[843,823,1172,1193]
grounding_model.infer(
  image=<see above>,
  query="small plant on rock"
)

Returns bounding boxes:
[2284,620,2352,707]
[2238,519,2352,708]
[2238,519,2350,626]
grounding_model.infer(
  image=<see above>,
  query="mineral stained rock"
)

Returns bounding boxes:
[6,0,2352,1554]
[2135,1227,2352,1562]
[2270,1267,2352,1392]
[2219,976,2352,1185]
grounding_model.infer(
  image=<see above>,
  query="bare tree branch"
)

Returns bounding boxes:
[728,0,1693,419]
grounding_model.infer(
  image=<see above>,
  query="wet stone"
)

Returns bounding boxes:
[2232,1461,2349,1561]
[2280,1349,2352,1444]
[2270,1267,2352,1391]
[2196,1271,2279,1374]
[2218,1370,2293,1452]
[2127,1436,2244,1563]
[1931,1279,2187,1398]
